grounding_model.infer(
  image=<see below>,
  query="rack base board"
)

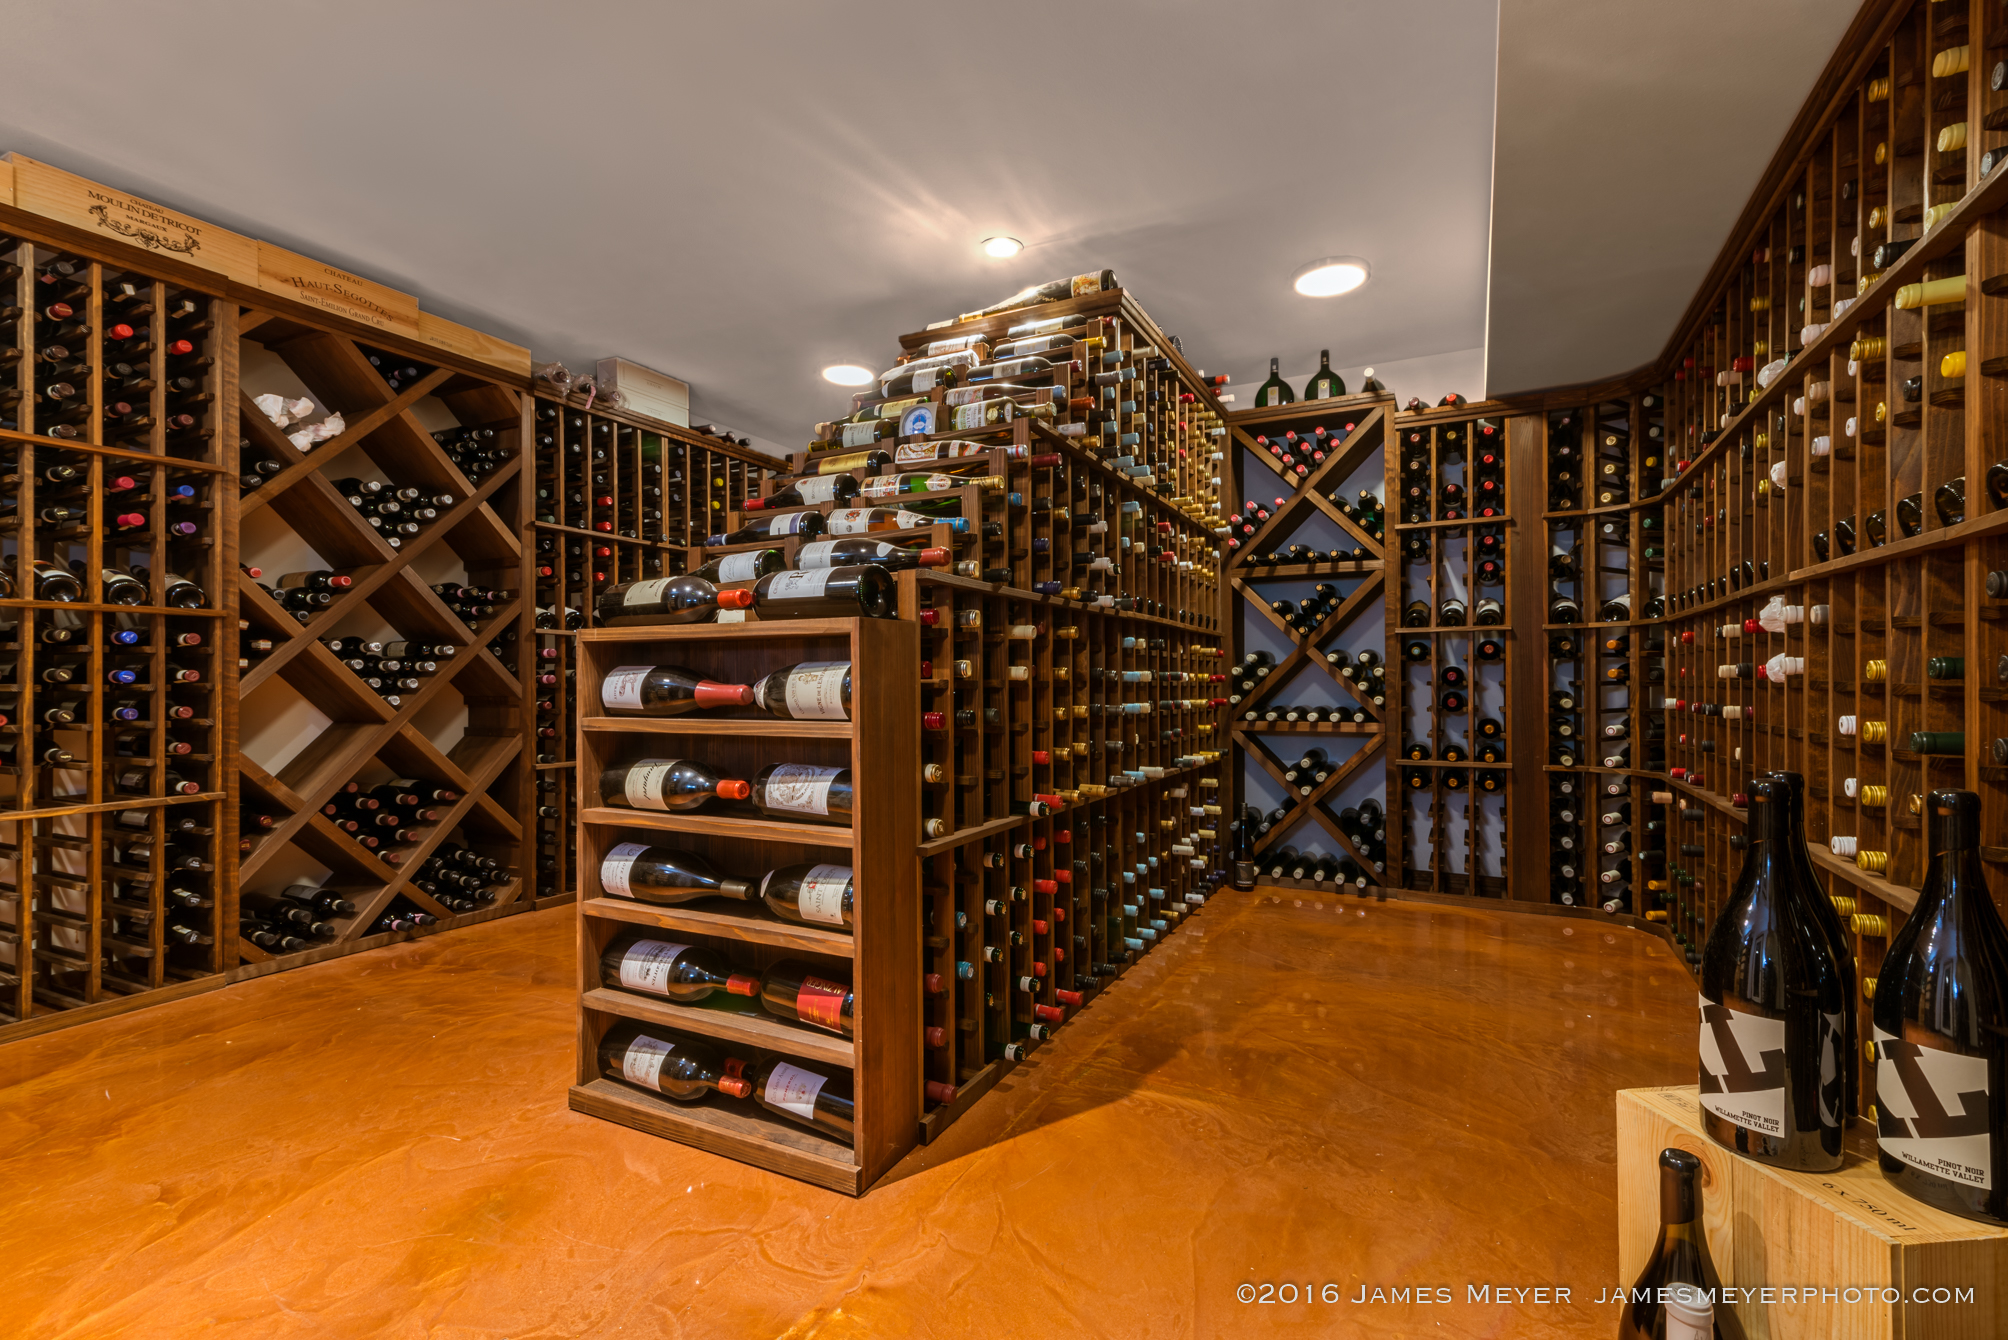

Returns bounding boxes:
[568,1078,862,1196]
[223,894,530,985]
[0,972,226,1046]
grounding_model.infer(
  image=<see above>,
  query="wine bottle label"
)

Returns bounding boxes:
[793,476,845,505]
[716,551,766,583]
[840,423,879,448]
[781,662,850,719]
[795,975,848,1032]
[600,840,653,896]
[761,764,840,815]
[1069,272,1103,296]
[620,1034,674,1089]
[794,541,850,571]
[1874,1026,1992,1189]
[1697,994,1786,1137]
[623,760,688,810]
[908,367,941,392]
[894,440,981,464]
[893,509,933,529]
[603,667,654,711]
[950,400,1009,430]
[622,578,674,609]
[826,509,877,534]
[764,1060,829,1120]
[784,863,852,925]
[900,405,935,436]
[762,570,834,601]
[616,937,693,994]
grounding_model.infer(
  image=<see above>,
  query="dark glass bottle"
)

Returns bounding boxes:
[756,958,855,1036]
[749,564,895,620]
[1874,790,2008,1225]
[747,1057,855,1142]
[1699,778,1847,1170]
[1254,357,1295,408]
[598,758,750,812]
[597,1020,752,1102]
[1618,1148,1739,1339]
[599,931,759,1002]
[596,842,755,904]
[1302,349,1346,400]
[1769,771,1858,1108]
[599,664,752,716]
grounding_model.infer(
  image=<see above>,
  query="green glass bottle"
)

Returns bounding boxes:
[1302,349,1346,400]
[1254,357,1295,408]
[1910,731,1965,755]
[1925,657,1965,680]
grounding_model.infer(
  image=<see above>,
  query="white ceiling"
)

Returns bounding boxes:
[0,1,1500,450]
[1485,0,1859,396]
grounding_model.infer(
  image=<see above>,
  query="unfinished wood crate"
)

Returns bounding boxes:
[1618,1085,2008,1339]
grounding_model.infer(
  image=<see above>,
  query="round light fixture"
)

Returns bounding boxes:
[822,364,875,386]
[982,235,1024,259]
[1292,256,1370,297]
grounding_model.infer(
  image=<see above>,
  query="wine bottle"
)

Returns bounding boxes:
[1302,349,1346,400]
[748,565,896,619]
[599,664,753,716]
[597,1020,751,1102]
[751,662,853,720]
[1874,789,2008,1225]
[1254,357,1295,408]
[747,1057,855,1141]
[742,474,860,510]
[598,758,750,812]
[688,548,786,584]
[706,511,827,546]
[825,505,970,536]
[755,958,855,1036]
[1617,1148,1734,1340]
[792,538,951,572]
[760,862,855,928]
[594,574,751,621]
[1699,778,1847,1170]
[597,842,755,904]
[600,931,759,1002]
[955,269,1115,322]
[748,762,853,825]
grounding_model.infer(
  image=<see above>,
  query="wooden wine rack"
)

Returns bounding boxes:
[0,238,234,1039]
[571,618,918,1195]
[1383,401,1526,898]
[524,390,776,906]
[606,284,1235,1149]
[1223,390,1393,892]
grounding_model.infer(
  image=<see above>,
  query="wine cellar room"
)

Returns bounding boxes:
[4,1,2008,1336]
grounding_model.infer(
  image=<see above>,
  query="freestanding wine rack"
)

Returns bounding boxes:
[1223,390,1393,892]
[525,390,775,906]
[616,282,1234,1150]
[571,618,919,1195]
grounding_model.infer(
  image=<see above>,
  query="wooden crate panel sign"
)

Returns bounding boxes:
[419,310,532,380]
[3,153,259,282]
[257,242,420,336]
[1618,1086,2008,1340]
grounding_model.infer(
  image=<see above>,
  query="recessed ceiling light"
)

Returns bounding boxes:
[982,235,1023,258]
[1293,256,1370,297]
[822,364,875,386]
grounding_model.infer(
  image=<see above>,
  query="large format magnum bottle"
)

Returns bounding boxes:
[749,762,853,825]
[598,843,754,904]
[1874,789,2008,1225]
[748,564,895,619]
[1618,1148,1738,1340]
[760,862,856,928]
[598,758,750,812]
[596,1020,751,1102]
[751,661,853,720]
[599,931,757,1002]
[1699,778,1847,1170]
[1303,349,1346,400]
[600,664,753,716]
[792,537,950,572]
[755,958,855,1036]
[747,1056,855,1141]
[595,574,751,622]
[1254,357,1296,408]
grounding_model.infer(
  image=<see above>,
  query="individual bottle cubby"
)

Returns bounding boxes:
[1224,392,1391,895]
[1386,407,1513,897]
[0,231,233,1036]
[572,617,919,1195]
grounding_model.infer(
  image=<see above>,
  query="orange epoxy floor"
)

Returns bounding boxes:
[0,891,1694,1339]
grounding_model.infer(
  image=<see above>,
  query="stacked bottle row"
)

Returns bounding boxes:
[525,391,776,902]
[0,236,232,1031]
[1388,407,1514,896]
[233,310,532,972]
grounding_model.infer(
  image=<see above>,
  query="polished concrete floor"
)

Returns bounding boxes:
[0,890,1695,1339]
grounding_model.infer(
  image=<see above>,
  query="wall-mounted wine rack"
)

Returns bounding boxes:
[525,390,777,906]
[1223,390,1393,893]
